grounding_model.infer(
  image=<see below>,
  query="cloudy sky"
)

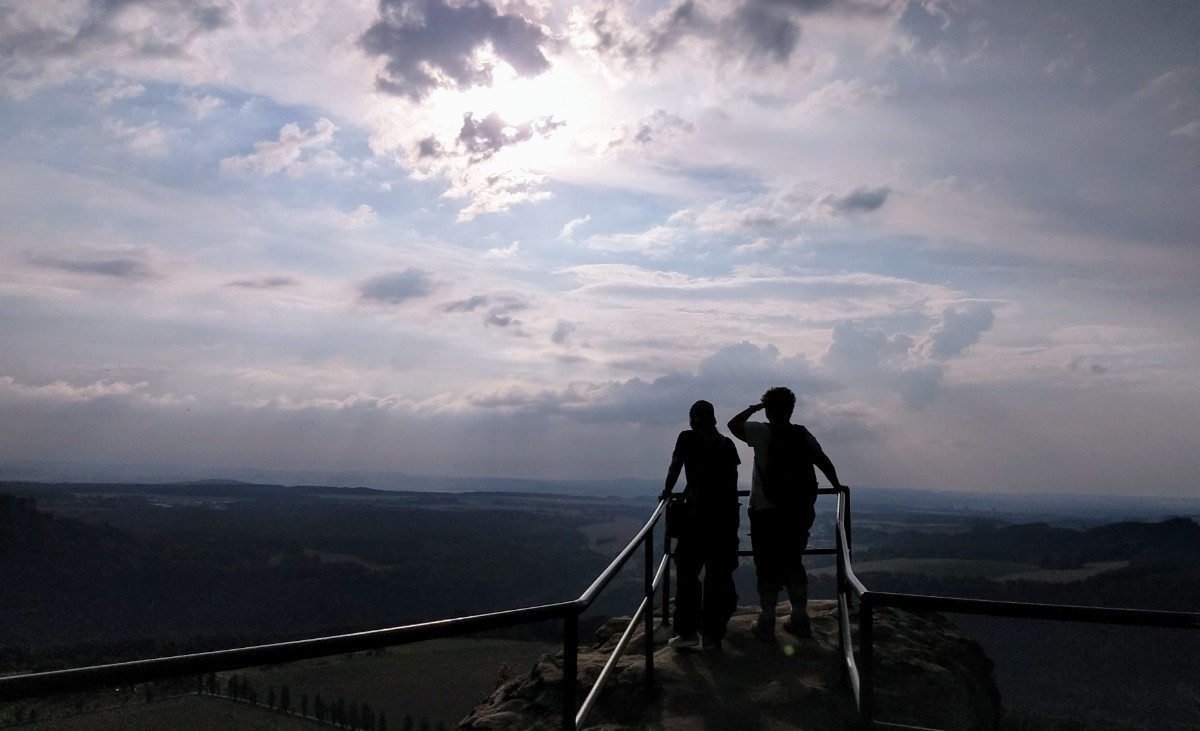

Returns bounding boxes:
[1,0,1197,497]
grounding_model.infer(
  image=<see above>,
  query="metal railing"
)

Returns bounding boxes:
[3,485,1198,730]
[830,486,1200,730]
[0,500,672,731]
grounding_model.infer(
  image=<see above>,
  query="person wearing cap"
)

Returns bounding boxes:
[660,400,742,651]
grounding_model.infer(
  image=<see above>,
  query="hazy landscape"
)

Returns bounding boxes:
[3,476,1199,729]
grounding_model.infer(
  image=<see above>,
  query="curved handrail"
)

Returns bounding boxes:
[576,499,666,607]
[0,492,675,731]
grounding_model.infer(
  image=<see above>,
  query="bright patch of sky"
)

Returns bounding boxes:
[1,0,1198,496]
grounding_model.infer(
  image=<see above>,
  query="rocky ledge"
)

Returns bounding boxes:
[459,600,1001,730]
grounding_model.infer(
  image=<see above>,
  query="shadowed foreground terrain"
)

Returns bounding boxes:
[462,600,1000,730]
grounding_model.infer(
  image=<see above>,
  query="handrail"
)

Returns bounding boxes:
[4,482,1197,731]
[0,492,673,731]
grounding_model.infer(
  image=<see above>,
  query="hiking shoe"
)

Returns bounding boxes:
[749,620,775,642]
[668,633,700,650]
[783,617,812,638]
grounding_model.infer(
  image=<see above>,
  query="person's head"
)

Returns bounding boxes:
[760,386,795,424]
[689,399,717,430]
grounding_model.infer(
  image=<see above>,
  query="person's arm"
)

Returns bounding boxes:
[813,451,845,490]
[660,452,684,502]
[727,402,764,442]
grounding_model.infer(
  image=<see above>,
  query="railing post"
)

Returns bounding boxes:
[644,519,656,691]
[859,596,875,729]
[563,611,578,731]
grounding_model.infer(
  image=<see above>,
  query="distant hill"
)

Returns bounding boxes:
[863,516,1200,568]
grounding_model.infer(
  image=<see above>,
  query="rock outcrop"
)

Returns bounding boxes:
[459,600,1001,730]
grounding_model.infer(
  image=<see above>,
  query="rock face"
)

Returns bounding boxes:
[459,600,1001,730]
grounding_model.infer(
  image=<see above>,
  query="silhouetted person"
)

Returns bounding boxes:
[661,399,741,651]
[728,386,845,640]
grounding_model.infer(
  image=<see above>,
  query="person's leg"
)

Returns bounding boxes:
[783,506,815,637]
[748,508,784,638]
[699,515,739,644]
[671,535,703,645]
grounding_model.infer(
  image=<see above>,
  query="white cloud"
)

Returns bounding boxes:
[103,118,168,157]
[1170,120,1200,139]
[219,118,343,177]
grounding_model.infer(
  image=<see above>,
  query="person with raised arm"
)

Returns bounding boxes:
[728,386,846,640]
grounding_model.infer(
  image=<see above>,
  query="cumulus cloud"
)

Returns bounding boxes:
[220,119,343,178]
[359,268,436,304]
[919,304,995,360]
[468,341,836,425]
[454,168,552,221]
[820,305,996,409]
[360,0,552,101]
[584,225,682,257]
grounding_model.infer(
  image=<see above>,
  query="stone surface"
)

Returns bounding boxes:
[458,600,1001,730]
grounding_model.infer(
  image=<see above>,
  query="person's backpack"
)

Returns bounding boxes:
[761,423,818,509]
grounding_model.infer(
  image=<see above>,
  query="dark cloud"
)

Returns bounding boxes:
[576,0,889,68]
[1068,357,1109,375]
[1,0,232,60]
[734,3,800,62]
[444,294,490,312]
[482,297,529,329]
[226,276,297,289]
[30,254,154,278]
[551,320,576,345]
[360,0,552,101]
[828,185,891,213]
[920,304,995,360]
[458,112,563,161]
[359,268,435,304]
[417,137,442,158]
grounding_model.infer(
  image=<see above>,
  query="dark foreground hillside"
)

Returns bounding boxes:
[0,485,648,672]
